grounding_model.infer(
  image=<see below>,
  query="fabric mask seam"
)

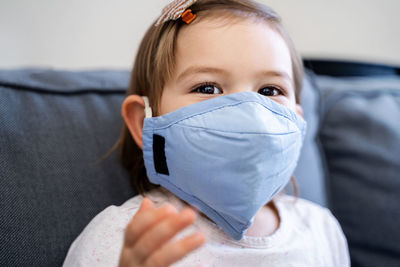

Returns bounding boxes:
[144,99,302,132]
[171,123,301,136]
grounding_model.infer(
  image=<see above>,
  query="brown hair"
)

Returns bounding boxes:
[118,0,304,195]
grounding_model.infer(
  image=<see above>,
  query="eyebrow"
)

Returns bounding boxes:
[176,66,228,82]
[176,65,292,82]
[261,70,292,82]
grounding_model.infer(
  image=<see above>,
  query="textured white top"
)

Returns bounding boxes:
[63,189,350,267]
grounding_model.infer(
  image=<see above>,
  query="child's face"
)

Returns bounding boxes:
[160,17,302,116]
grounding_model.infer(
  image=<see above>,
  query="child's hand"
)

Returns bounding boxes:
[118,197,206,267]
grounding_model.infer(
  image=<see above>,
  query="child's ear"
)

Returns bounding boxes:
[121,95,146,149]
[295,104,303,118]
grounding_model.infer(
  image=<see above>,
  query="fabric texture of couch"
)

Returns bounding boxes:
[0,61,399,266]
[0,70,135,266]
[316,75,400,267]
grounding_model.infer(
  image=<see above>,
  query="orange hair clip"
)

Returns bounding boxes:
[181,9,196,24]
[155,0,197,26]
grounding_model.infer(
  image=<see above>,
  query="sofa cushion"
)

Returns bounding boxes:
[293,72,326,206]
[0,69,135,266]
[316,75,400,267]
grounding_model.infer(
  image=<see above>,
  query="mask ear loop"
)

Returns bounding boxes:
[142,96,153,118]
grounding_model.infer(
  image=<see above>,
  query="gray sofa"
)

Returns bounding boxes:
[1,60,399,266]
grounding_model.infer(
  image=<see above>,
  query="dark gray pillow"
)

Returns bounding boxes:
[0,69,135,266]
[293,73,327,206]
[316,75,400,267]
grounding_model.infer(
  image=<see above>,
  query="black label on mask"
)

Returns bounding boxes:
[153,134,169,175]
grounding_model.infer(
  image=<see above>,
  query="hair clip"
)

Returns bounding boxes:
[181,9,196,24]
[155,0,197,26]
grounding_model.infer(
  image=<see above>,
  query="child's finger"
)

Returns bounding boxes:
[145,231,206,267]
[131,208,197,263]
[138,197,154,213]
[124,203,177,248]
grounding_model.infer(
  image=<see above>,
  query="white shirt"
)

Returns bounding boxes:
[63,189,350,267]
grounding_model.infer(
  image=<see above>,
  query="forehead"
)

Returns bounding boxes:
[173,16,293,80]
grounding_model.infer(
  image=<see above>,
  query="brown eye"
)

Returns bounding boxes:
[192,84,222,94]
[258,86,283,97]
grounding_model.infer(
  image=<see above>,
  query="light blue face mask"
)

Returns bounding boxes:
[142,91,306,240]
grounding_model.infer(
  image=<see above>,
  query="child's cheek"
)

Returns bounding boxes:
[270,97,296,111]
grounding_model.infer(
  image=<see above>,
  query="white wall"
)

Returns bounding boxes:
[0,0,399,69]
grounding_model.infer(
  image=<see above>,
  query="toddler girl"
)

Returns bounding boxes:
[63,0,350,266]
